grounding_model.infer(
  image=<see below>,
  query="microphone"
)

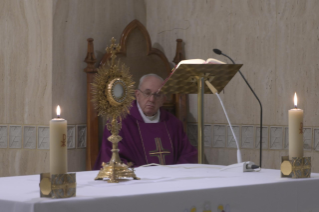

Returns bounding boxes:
[219,161,260,172]
[213,49,222,55]
[213,48,263,168]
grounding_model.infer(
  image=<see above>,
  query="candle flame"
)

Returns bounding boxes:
[294,92,298,108]
[56,105,61,117]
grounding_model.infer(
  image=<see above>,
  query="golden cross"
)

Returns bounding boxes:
[106,37,121,67]
[61,134,66,147]
[149,138,170,165]
[299,122,303,134]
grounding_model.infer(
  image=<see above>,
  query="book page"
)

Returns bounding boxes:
[205,58,225,64]
[175,59,206,69]
[158,58,225,93]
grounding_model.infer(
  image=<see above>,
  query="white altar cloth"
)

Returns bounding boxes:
[1,164,319,212]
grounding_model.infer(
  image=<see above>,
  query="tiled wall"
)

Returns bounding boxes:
[0,125,86,150]
[0,124,87,177]
[188,123,319,151]
[188,123,319,171]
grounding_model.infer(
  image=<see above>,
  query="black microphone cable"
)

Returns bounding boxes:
[213,49,263,168]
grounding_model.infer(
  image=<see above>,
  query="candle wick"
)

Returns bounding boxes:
[57,115,60,118]
[294,105,297,109]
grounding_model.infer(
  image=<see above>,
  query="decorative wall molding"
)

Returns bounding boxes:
[2,122,317,152]
[187,122,319,152]
[269,127,283,149]
[24,126,36,149]
[314,128,319,151]
[303,128,312,151]
[77,125,87,148]
[38,126,50,149]
[241,126,254,149]
[0,124,87,150]
[212,125,226,147]
[67,126,76,149]
[9,126,22,149]
[256,126,268,149]
[0,126,8,148]
[227,125,240,148]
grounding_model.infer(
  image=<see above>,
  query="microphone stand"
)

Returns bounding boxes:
[213,49,263,167]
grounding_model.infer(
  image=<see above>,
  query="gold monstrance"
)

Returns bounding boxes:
[92,38,139,183]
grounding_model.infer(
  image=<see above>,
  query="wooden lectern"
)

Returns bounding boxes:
[160,64,243,164]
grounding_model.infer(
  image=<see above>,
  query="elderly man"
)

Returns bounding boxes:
[94,74,197,168]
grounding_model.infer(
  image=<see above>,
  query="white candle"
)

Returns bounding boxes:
[50,105,67,175]
[288,93,304,160]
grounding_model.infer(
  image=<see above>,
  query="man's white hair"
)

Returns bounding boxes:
[138,74,164,89]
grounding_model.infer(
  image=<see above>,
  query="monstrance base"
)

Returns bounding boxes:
[95,161,140,183]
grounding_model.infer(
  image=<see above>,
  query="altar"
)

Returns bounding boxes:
[1,164,319,212]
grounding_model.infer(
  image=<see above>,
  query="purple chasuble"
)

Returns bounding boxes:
[94,100,197,169]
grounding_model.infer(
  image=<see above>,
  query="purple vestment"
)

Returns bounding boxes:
[93,100,197,169]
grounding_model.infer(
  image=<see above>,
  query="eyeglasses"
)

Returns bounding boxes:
[138,89,163,99]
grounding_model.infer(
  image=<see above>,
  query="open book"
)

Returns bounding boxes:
[175,58,225,69]
[158,58,226,92]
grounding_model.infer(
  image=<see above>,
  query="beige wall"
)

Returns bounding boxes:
[145,0,319,171]
[0,0,53,177]
[0,0,52,125]
[52,0,146,123]
[3,0,319,176]
[0,0,146,177]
